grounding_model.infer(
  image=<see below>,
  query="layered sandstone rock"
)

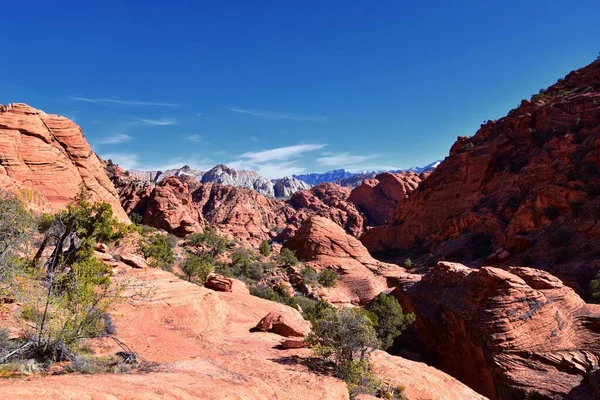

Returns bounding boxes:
[394,261,600,399]
[348,171,425,226]
[362,59,600,290]
[0,103,128,221]
[283,216,416,305]
[255,309,312,337]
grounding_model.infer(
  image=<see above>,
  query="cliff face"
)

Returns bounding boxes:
[363,59,600,290]
[394,262,600,399]
[0,103,129,222]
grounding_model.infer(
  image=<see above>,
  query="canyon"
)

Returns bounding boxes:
[2,57,600,399]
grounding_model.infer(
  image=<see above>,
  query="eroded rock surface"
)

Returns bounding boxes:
[0,103,128,221]
[394,261,600,399]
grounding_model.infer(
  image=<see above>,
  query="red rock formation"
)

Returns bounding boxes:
[0,103,128,221]
[143,177,203,236]
[283,216,416,305]
[348,171,425,226]
[113,174,366,246]
[394,261,600,399]
[255,309,312,337]
[362,59,600,290]
[205,274,234,292]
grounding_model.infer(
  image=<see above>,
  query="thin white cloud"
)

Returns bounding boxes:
[228,144,325,179]
[97,134,133,145]
[228,107,327,123]
[228,160,305,179]
[133,117,177,126]
[186,134,203,143]
[100,152,139,170]
[317,152,379,167]
[249,136,259,141]
[239,144,326,163]
[70,96,179,107]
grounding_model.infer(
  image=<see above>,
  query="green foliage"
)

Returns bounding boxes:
[302,266,318,286]
[278,248,299,267]
[367,293,415,350]
[180,252,213,283]
[403,258,413,269]
[308,307,380,385]
[590,271,600,303]
[426,253,436,267]
[0,193,36,285]
[249,283,296,307]
[186,227,228,256]
[259,240,271,257]
[317,269,337,288]
[297,297,334,324]
[140,234,176,269]
[129,212,143,225]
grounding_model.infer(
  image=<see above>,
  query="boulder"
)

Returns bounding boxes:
[205,274,233,292]
[119,253,149,269]
[255,309,311,337]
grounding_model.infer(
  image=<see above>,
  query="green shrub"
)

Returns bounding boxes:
[590,271,600,303]
[259,240,271,257]
[317,269,337,287]
[249,283,296,307]
[180,252,213,283]
[186,227,228,256]
[403,258,413,269]
[129,212,143,225]
[367,293,415,350]
[426,253,436,267]
[140,234,175,269]
[302,266,318,286]
[278,248,299,267]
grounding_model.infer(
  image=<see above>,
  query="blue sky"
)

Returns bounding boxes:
[2,1,600,178]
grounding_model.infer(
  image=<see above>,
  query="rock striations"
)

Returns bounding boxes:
[393,261,600,399]
[0,103,128,221]
[362,58,600,290]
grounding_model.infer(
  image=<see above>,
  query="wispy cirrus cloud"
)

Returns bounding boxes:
[186,134,203,143]
[239,144,326,163]
[228,107,327,123]
[70,96,180,107]
[97,134,133,145]
[249,136,259,142]
[317,152,379,167]
[229,143,326,179]
[133,117,177,126]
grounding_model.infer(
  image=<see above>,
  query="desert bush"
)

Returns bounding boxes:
[403,258,413,269]
[259,240,271,257]
[186,227,228,256]
[249,283,296,307]
[278,248,299,267]
[180,252,213,283]
[589,272,600,303]
[302,266,319,286]
[317,269,337,287]
[426,253,436,267]
[367,293,415,350]
[140,233,176,269]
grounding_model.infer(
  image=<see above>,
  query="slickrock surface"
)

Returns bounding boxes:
[0,103,129,221]
[362,59,600,290]
[394,261,600,399]
[348,171,425,226]
[0,263,483,400]
[284,216,416,305]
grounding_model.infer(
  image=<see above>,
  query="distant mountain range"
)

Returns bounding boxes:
[128,160,441,197]
[292,160,442,186]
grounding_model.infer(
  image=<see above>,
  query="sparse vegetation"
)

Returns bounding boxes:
[180,252,213,283]
[366,293,415,351]
[0,190,136,367]
[185,227,228,256]
[140,233,176,269]
[259,240,271,257]
[403,258,413,269]
[317,269,337,288]
[278,248,299,267]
